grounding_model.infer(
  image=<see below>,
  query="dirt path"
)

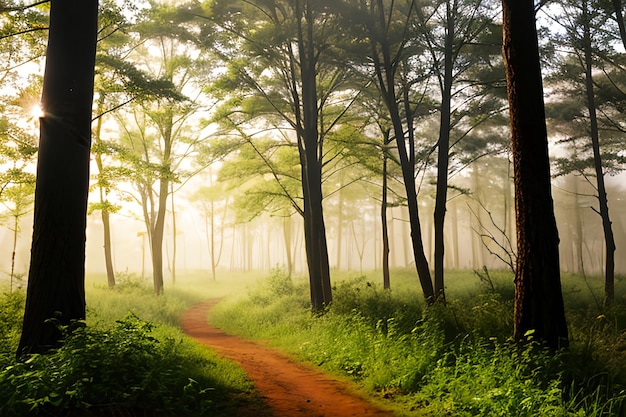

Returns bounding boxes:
[181,300,395,417]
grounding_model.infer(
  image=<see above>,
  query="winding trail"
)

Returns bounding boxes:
[181,300,395,417]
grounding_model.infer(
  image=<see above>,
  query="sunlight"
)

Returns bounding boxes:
[29,103,44,120]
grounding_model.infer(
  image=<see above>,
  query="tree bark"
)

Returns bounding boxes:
[151,177,168,295]
[297,0,332,310]
[581,1,616,304]
[502,0,568,348]
[367,0,434,301]
[433,0,456,302]
[18,0,98,354]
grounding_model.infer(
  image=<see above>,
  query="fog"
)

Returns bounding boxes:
[2,168,623,289]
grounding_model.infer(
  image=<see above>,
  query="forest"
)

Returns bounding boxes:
[0,0,625,415]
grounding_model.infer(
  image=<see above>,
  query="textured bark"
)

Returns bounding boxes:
[297,0,332,310]
[502,0,568,348]
[18,0,98,354]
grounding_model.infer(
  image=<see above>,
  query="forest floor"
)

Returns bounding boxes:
[181,300,395,417]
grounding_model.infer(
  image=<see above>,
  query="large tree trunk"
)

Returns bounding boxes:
[502,0,568,349]
[18,0,98,354]
[581,1,616,304]
[297,0,332,310]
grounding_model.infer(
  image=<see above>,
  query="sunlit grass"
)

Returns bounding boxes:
[210,268,626,416]
[0,270,269,417]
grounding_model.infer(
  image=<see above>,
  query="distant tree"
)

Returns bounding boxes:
[501,0,568,348]
[2,176,35,291]
[343,0,436,301]
[544,0,624,304]
[420,0,507,301]
[109,2,209,295]
[189,172,229,281]
[18,0,98,354]
[192,0,363,309]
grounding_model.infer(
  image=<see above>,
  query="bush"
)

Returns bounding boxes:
[0,314,227,416]
[0,290,25,366]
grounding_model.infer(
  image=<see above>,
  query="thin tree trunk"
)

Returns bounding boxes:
[381,135,391,289]
[94,96,116,288]
[151,178,168,295]
[581,1,616,304]
[612,0,626,50]
[18,0,98,354]
[367,0,434,301]
[170,182,177,284]
[433,0,456,303]
[336,180,344,270]
[283,214,293,276]
[502,0,568,348]
[10,213,18,291]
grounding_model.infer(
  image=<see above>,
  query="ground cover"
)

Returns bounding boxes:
[0,270,268,417]
[209,268,626,416]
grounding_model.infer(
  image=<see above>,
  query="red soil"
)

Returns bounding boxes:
[181,300,396,417]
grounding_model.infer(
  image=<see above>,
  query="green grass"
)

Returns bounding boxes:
[210,268,626,416]
[0,270,269,417]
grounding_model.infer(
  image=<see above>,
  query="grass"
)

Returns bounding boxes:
[3,267,626,416]
[209,268,626,416]
[0,270,269,417]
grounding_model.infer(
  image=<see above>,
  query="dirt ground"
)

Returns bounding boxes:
[181,300,396,417]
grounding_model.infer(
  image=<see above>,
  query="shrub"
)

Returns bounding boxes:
[0,314,226,416]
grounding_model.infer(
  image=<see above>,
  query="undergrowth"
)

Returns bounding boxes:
[210,269,626,416]
[0,272,261,417]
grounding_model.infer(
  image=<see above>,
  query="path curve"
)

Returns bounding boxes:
[181,300,395,417]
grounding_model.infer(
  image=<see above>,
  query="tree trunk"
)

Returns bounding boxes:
[381,136,391,289]
[502,0,568,348]
[335,178,344,270]
[612,0,626,50]
[283,214,293,276]
[94,97,116,289]
[368,0,434,301]
[101,209,115,288]
[151,178,168,295]
[10,213,18,291]
[581,1,616,304]
[297,0,332,310]
[170,182,177,284]
[433,0,456,302]
[18,0,98,354]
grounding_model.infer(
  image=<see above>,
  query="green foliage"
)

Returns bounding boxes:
[0,290,25,367]
[248,267,297,305]
[211,270,626,416]
[0,276,260,417]
[0,314,226,416]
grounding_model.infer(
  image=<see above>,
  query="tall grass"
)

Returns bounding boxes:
[210,268,626,416]
[0,271,267,417]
